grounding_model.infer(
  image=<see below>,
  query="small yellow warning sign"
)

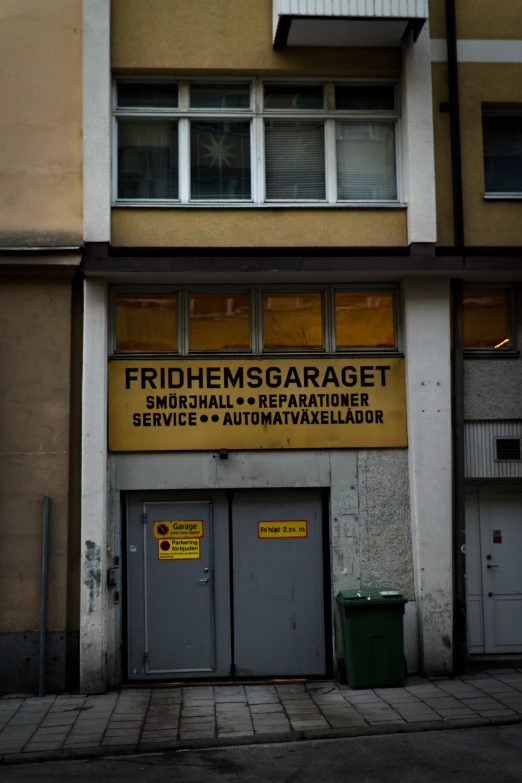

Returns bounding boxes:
[258,521,308,539]
[158,539,200,559]
[154,520,204,539]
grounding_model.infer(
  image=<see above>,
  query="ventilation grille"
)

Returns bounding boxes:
[496,438,521,461]
[465,421,522,478]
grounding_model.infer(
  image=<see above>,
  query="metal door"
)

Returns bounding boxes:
[232,489,327,676]
[480,489,522,654]
[126,495,229,678]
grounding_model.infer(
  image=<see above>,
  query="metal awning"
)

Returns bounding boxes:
[273,0,428,48]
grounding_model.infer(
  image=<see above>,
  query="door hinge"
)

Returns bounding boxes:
[141,512,148,525]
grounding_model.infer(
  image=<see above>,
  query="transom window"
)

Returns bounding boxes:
[451,287,515,351]
[113,287,398,354]
[113,80,400,205]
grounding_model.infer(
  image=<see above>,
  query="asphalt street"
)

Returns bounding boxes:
[3,724,522,782]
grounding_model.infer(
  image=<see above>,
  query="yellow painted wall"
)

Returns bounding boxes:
[112,209,408,248]
[430,0,522,39]
[433,62,522,247]
[112,0,401,75]
[0,0,82,247]
[0,274,73,632]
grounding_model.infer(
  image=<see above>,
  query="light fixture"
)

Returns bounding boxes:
[494,338,509,349]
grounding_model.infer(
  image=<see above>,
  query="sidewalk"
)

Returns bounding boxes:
[2,669,522,764]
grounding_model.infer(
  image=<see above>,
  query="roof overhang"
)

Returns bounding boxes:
[273,0,428,48]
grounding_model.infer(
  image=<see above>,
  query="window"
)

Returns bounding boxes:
[462,289,512,350]
[112,287,398,354]
[483,109,522,196]
[114,80,400,205]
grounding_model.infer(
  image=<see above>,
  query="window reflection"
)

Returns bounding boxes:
[335,292,395,348]
[116,294,177,351]
[263,293,323,348]
[190,293,250,350]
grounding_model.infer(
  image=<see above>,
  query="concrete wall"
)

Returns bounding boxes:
[0,0,82,248]
[0,274,76,693]
[358,449,414,599]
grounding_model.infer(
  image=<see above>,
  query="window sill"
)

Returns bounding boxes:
[484,193,522,200]
[112,201,406,209]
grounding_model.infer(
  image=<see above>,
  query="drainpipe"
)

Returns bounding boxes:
[445,0,465,249]
[39,495,50,697]
[452,281,467,673]
[446,0,466,672]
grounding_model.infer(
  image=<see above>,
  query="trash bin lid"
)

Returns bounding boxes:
[336,588,407,606]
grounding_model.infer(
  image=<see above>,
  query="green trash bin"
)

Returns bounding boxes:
[336,588,408,689]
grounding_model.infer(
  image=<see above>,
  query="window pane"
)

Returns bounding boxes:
[190,84,250,109]
[463,290,510,349]
[483,114,522,193]
[190,121,251,200]
[265,121,325,200]
[263,293,323,349]
[118,82,178,109]
[118,120,178,199]
[190,294,250,350]
[335,85,395,111]
[264,85,324,110]
[335,292,395,348]
[336,121,396,200]
[116,294,177,351]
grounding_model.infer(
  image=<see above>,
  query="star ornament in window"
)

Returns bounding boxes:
[201,134,235,168]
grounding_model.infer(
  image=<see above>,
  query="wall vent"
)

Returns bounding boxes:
[465,421,522,478]
[496,438,521,462]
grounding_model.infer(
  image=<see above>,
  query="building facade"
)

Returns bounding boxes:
[1,0,522,694]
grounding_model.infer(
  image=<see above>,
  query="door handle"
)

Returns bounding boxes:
[487,564,498,569]
[199,577,209,583]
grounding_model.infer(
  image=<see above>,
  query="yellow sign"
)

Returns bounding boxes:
[258,521,308,539]
[108,358,407,451]
[154,520,204,539]
[158,538,200,560]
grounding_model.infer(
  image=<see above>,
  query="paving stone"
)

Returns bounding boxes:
[180,718,215,728]
[69,721,110,733]
[143,721,179,729]
[0,742,25,753]
[459,698,503,709]
[179,730,216,739]
[435,708,477,717]
[342,694,382,704]
[249,704,284,714]
[107,720,144,729]
[102,737,139,747]
[63,739,102,748]
[290,719,329,729]
[327,717,368,727]
[477,708,517,717]
[218,730,254,737]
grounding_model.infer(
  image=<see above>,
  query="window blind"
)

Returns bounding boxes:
[118,120,179,200]
[483,114,522,193]
[265,121,326,200]
[336,121,396,201]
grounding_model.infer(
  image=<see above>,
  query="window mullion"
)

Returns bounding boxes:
[179,118,190,202]
[326,119,337,204]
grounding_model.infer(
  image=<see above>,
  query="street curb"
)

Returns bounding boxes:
[2,713,522,766]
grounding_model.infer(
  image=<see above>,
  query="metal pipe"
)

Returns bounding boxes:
[451,281,467,672]
[445,0,465,248]
[39,495,50,698]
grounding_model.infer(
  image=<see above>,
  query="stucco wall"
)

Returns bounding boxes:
[430,0,522,40]
[0,274,74,691]
[358,448,414,599]
[112,208,408,248]
[112,0,401,75]
[0,0,82,247]
[432,61,522,247]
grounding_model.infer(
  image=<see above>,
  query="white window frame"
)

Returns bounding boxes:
[112,77,403,208]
